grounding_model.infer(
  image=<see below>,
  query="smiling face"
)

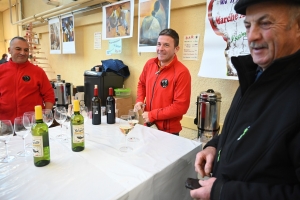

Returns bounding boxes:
[244,2,300,69]
[8,38,29,64]
[156,35,179,66]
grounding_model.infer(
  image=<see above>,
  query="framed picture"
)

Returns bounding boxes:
[102,0,134,40]
[138,0,171,52]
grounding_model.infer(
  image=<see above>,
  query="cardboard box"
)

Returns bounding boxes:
[115,96,133,117]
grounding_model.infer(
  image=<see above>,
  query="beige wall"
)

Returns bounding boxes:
[0,0,239,137]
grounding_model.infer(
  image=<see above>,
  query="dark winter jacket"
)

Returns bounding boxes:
[207,49,300,200]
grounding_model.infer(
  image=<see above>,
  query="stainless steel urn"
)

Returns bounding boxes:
[53,75,69,108]
[195,89,221,143]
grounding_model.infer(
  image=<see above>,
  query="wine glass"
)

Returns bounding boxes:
[42,109,54,127]
[54,106,67,140]
[23,111,35,148]
[0,120,15,163]
[14,117,31,157]
[119,115,133,152]
[80,106,89,136]
[128,109,140,142]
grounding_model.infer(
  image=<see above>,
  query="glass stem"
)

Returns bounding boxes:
[23,137,26,152]
[125,135,128,149]
[5,142,9,158]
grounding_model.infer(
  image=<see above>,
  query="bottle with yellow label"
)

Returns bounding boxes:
[31,105,50,167]
[71,100,85,152]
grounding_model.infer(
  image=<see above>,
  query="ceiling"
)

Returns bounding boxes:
[0,0,17,12]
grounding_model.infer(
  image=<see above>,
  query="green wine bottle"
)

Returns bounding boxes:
[31,105,50,167]
[71,100,85,152]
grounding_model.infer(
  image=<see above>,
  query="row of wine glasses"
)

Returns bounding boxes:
[0,109,54,162]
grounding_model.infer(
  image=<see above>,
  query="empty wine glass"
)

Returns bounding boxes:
[54,106,67,140]
[42,109,54,127]
[0,120,15,163]
[119,115,133,152]
[14,116,31,157]
[23,111,35,148]
[127,109,140,142]
[80,106,89,136]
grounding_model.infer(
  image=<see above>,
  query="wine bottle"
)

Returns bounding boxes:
[31,105,50,167]
[91,85,101,125]
[71,100,85,152]
[106,87,116,124]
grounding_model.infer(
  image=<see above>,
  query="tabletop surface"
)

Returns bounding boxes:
[0,117,201,200]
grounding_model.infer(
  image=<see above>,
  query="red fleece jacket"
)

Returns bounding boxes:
[136,55,191,133]
[0,59,55,123]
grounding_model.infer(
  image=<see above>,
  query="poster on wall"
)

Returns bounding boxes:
[198,0,250,80]
[138,0,171,52]
[102,0,134,40]
[61,14,76,54]
[183,34,200,60]
[49,18,61,54]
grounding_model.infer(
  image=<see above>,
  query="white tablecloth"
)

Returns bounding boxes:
[0,117,201,200]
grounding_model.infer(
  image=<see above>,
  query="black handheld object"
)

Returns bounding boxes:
[185,178,201,190]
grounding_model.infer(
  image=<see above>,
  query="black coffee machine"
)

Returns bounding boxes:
[84,71,123,111]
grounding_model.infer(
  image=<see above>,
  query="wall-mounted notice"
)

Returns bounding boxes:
[183,34,200,60]
[94,32,102,49]
[106,38,122,55]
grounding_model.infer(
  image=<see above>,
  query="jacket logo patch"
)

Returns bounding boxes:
[161,79,168,88]
[22,75,31,82]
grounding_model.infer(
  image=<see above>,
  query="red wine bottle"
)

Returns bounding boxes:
[106,87,115,124]
[91,85,101,125]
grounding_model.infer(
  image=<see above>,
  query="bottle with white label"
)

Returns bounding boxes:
[31,105,50,167]
[71,100,85,152]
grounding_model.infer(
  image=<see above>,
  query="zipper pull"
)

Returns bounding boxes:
[237,126,250,140]
[217,149,222,162]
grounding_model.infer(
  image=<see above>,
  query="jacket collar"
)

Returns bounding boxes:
[8,59,30,68]
[231,49,300,95]
[154,54,178,70]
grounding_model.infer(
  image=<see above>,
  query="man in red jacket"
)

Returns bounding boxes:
[0,37,55,123]
[135,29,191,135]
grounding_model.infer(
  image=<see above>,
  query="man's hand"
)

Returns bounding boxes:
[195,146,216,178]
[190,177,216,200]
[134,102,144,111]
[142,111,150,123]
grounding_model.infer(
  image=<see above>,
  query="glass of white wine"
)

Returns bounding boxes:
[119,115,133,152]
[14,116,31,157]
[0,120,15,163]
[127,109,140,142]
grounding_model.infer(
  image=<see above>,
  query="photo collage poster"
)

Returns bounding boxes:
[49,18,61,54]
[61,14,76,54]
[102,0,134,40]
[199,0,250,80]
[138,0,171,52]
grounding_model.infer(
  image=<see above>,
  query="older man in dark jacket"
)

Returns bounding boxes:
[191,0,300,199]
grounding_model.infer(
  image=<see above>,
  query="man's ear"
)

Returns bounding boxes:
[175,46,180,54]
[296,15,300,37]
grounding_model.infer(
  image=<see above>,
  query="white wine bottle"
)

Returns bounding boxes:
[71,100,85,152]
[31,105,50,167]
